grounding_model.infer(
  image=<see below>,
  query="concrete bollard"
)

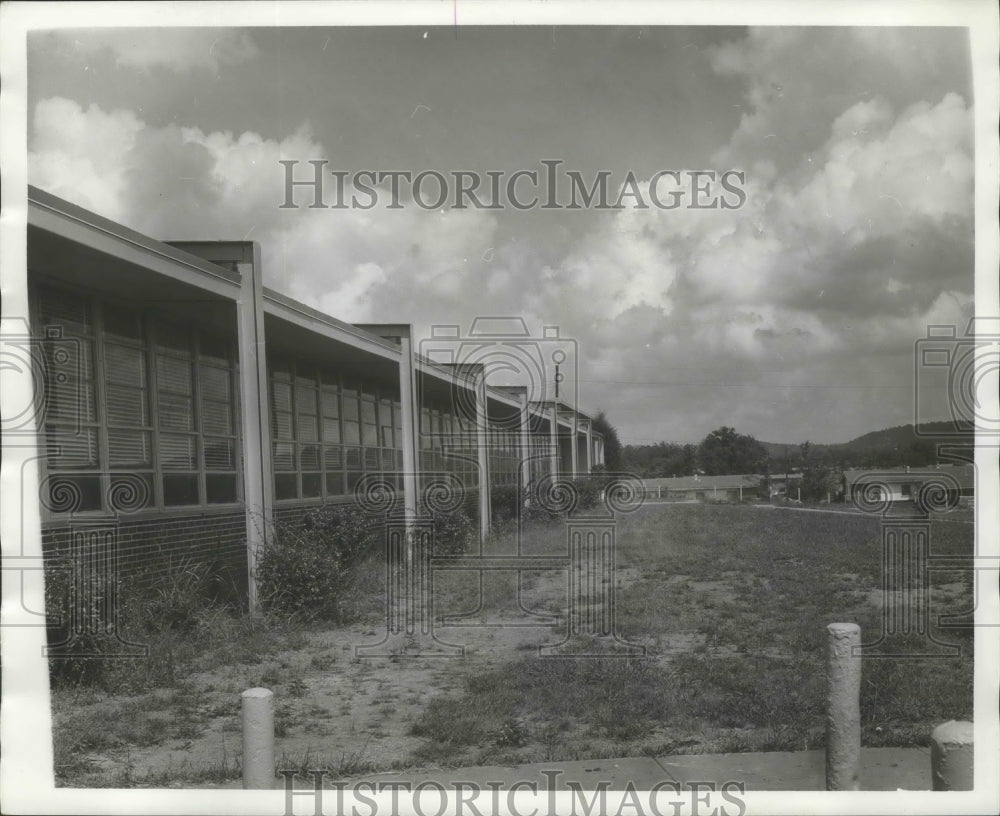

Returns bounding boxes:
[930,720,974,790]
[242,687,275,789]
[826,623,861,790]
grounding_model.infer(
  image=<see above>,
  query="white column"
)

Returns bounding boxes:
[930,720,974,791]
[570,411,579,479]
[236,244,272,611]
[475,369,490,540]
[518,392,531,497]
[826,622,861,791]
[241,687,275,789]
[397,329,418,527]
[584,420,593,474]
[549,402,559,479]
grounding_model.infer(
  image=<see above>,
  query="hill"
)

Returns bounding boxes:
[763,421,972,470]
[623,422,973,478]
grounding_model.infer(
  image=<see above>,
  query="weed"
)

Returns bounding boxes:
[287,677,309,698]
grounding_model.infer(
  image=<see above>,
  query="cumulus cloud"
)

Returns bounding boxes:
[28,97,500,323]
[531,30,974,442]
[29,98,143,220]
[26,25,975,444]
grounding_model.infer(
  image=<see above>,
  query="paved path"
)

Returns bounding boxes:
[266,747,932,792]
[749,503,974,523]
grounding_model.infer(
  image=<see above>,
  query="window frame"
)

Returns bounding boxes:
[32,281,243,519]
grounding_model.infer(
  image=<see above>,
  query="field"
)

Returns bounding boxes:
[50,502,975,786]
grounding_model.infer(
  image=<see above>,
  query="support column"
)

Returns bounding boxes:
[518,392,531,498]
[584,419,593,474]
[475,369,490,541]
[236,243,272,611]
[570,411,579,479]
[397,328,418,530]
[549,402,559,480]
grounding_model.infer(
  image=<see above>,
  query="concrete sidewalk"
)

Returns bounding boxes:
[275,747,931,792]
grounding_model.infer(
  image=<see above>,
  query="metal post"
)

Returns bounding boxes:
[519,391,531,505]
[549,402,558,480]
[235,244,272,611]
[242,687,274,789]
[570,411,579,479]
[397,329,418,537]
[826,622,861,790]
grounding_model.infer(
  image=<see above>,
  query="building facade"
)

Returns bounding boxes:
[25,187,603,606]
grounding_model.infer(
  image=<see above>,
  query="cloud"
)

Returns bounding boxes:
[29,97,143,220]
[28,97,500,324]
[529,31,974,442]
[26,26,975,444]
[707,27,971,175]
[47,29,259,73]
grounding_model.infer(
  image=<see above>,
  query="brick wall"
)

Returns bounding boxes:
[42,509,248,603]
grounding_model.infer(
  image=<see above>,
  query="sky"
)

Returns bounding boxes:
[25,23,976,445]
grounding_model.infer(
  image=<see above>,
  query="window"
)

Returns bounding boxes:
[268,362,401,501]
[488,420,521,488]
[104,303,154,509]
[35,284,241,514]
[39,287,103,512]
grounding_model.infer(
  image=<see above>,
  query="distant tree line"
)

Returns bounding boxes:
[621,426,767,477]
[620,422,966,485]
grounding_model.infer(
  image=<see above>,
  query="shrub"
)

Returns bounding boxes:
[523,488,563,522]
[44,551,232,690]
[573,475,605,510]
[44,551,136,687]
[490,486,521,523]
[430,510,476,556]
[255,504,385,621]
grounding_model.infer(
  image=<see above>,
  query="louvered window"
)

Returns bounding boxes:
[34,283,241,514]
[267,361,402,501]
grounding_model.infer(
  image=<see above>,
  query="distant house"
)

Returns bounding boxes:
[766,472,805,500]
[842,464,974,508]
[641,473,763,503]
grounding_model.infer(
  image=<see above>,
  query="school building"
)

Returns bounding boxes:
[25,186,603,606]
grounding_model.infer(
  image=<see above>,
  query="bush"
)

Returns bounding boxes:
[490,486,521,523]
[520,474,617,520]
[44,551,134,687]
[573,475,605,510]
[430,510,476,555]
[255,504,385,621]
[44,551,231,690]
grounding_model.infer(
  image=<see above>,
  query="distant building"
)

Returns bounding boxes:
[641,473,763,503]
[842,464,974,507]
[766,472,805,500]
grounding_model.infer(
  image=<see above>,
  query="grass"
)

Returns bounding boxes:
[407,504,974,765]
[50,502,976,784]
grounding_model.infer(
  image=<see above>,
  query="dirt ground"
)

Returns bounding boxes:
[77,565,629,783]
[60,506,974,786]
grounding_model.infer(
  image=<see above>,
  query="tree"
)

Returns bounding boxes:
[621,441,697,477]
[799,440,812,464]
[697,426,768,475]
[591,411,623,470]
[799,466,840,502]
